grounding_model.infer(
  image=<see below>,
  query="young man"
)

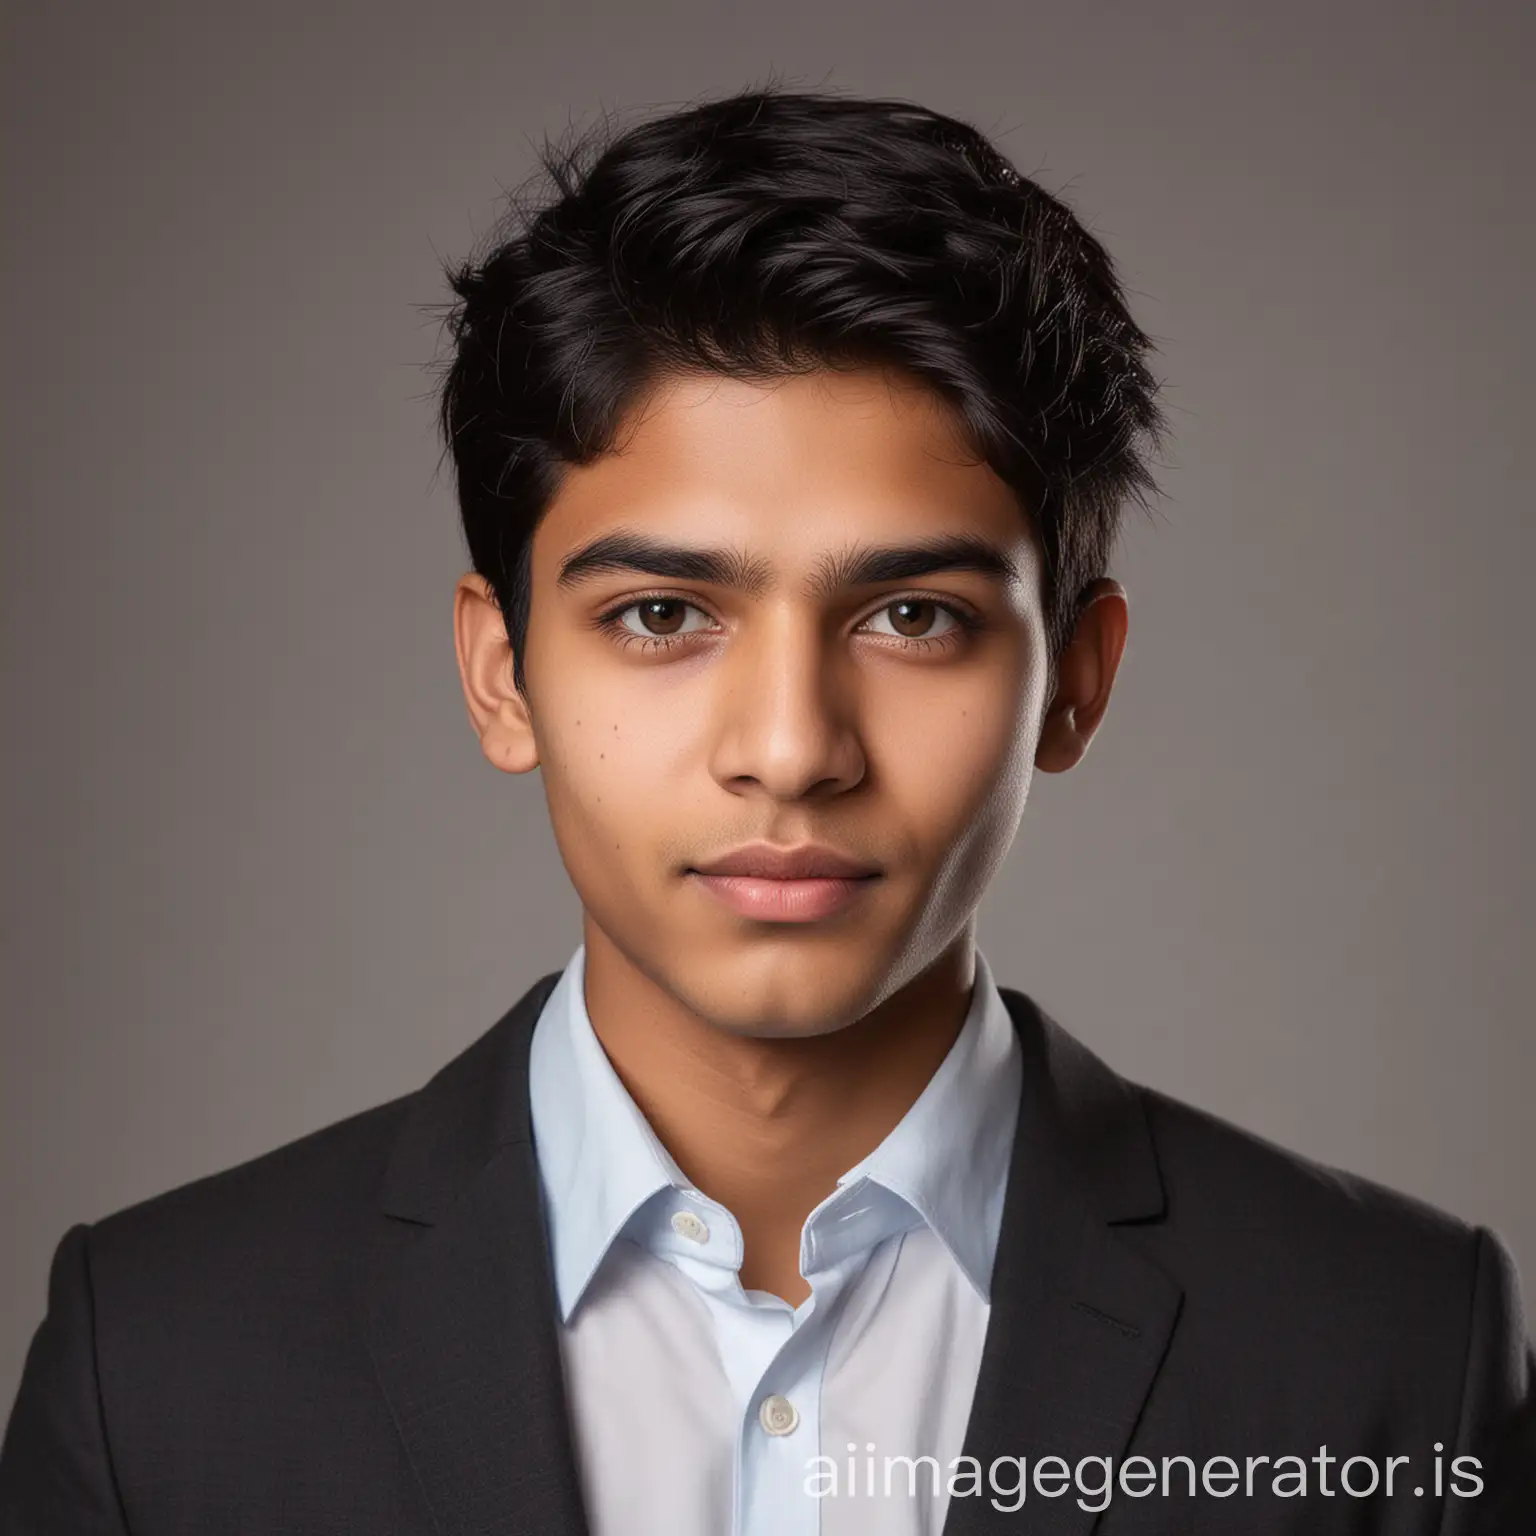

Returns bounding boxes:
[2,87,1531,1535]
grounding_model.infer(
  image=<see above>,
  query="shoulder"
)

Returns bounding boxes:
[67,974,558,1309]
[1124,1079,1512,1403]
[1132,1082,1536,1494]
[82,1091,416,1309]
[1138,1080,1483,1278]
[1009,981,1493,1305]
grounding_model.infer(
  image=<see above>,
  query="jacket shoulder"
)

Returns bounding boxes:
[1140,1080,1480,1259]
[1128,1079,1497,1379]
[85,1091,415,1289]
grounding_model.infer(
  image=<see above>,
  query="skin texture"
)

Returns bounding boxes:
[454,367,1127,1301]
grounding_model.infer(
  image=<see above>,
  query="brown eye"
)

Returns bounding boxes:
[611,597,713,640]
[863,599,961,640]
[636,599,686,634]
[889,600,936,636]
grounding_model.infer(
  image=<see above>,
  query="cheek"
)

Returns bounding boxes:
[876,669,1036,834]
[534,683,700,851]
[902,723,1035,929]
[535,696,708,932]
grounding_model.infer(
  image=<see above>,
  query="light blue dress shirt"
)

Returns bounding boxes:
[527,943,1023,1536]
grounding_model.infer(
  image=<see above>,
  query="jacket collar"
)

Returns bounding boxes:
[372,971,558,1227]
[365,970,1180,1536]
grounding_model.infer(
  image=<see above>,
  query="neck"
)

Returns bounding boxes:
[579,921,976,1302]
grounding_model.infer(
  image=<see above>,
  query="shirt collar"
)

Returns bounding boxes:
[528,943,1022,1322]
[835,946,1022,1301]
[528,945,684,1321]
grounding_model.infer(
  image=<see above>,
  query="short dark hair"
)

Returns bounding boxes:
[435,86,1166,697]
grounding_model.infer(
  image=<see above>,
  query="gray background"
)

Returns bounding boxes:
[3,0,1532,1409]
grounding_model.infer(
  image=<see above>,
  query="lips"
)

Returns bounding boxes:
[686,843,882,923]
[688,842,881,880]
[689,872,879,922]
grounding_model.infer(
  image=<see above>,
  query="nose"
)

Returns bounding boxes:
[706,608,867,801]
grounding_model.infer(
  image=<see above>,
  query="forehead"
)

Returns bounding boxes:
[533,367,1037,569]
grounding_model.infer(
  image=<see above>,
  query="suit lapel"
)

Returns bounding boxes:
[363,973,589,1536]
[943,989,1184,1536]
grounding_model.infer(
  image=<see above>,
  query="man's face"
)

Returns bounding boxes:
[464,367,1057,1038]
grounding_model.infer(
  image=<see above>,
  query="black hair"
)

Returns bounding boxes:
[435,85,1166,698]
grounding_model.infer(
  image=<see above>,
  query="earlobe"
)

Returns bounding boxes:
[1034,703,1086,774]
[1033,579,1128,774]
[483,695,540,775]
[453,573,540,775]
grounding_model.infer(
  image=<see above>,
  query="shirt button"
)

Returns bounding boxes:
[670,1209,709,1243]
[758,1394,799,1436]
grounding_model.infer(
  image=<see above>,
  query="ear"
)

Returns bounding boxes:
[1034,578,1129,774]
[452,573,539,775]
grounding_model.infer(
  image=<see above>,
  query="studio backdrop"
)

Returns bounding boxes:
[2,0,1532,1409]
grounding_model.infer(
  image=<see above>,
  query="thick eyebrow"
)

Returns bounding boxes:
[555,529,1020,598]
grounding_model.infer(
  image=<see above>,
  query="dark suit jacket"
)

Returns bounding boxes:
[2,973,1532,1534]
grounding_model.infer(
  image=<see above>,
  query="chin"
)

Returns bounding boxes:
[668,942,889,1038]
[705,1006,863,1042]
